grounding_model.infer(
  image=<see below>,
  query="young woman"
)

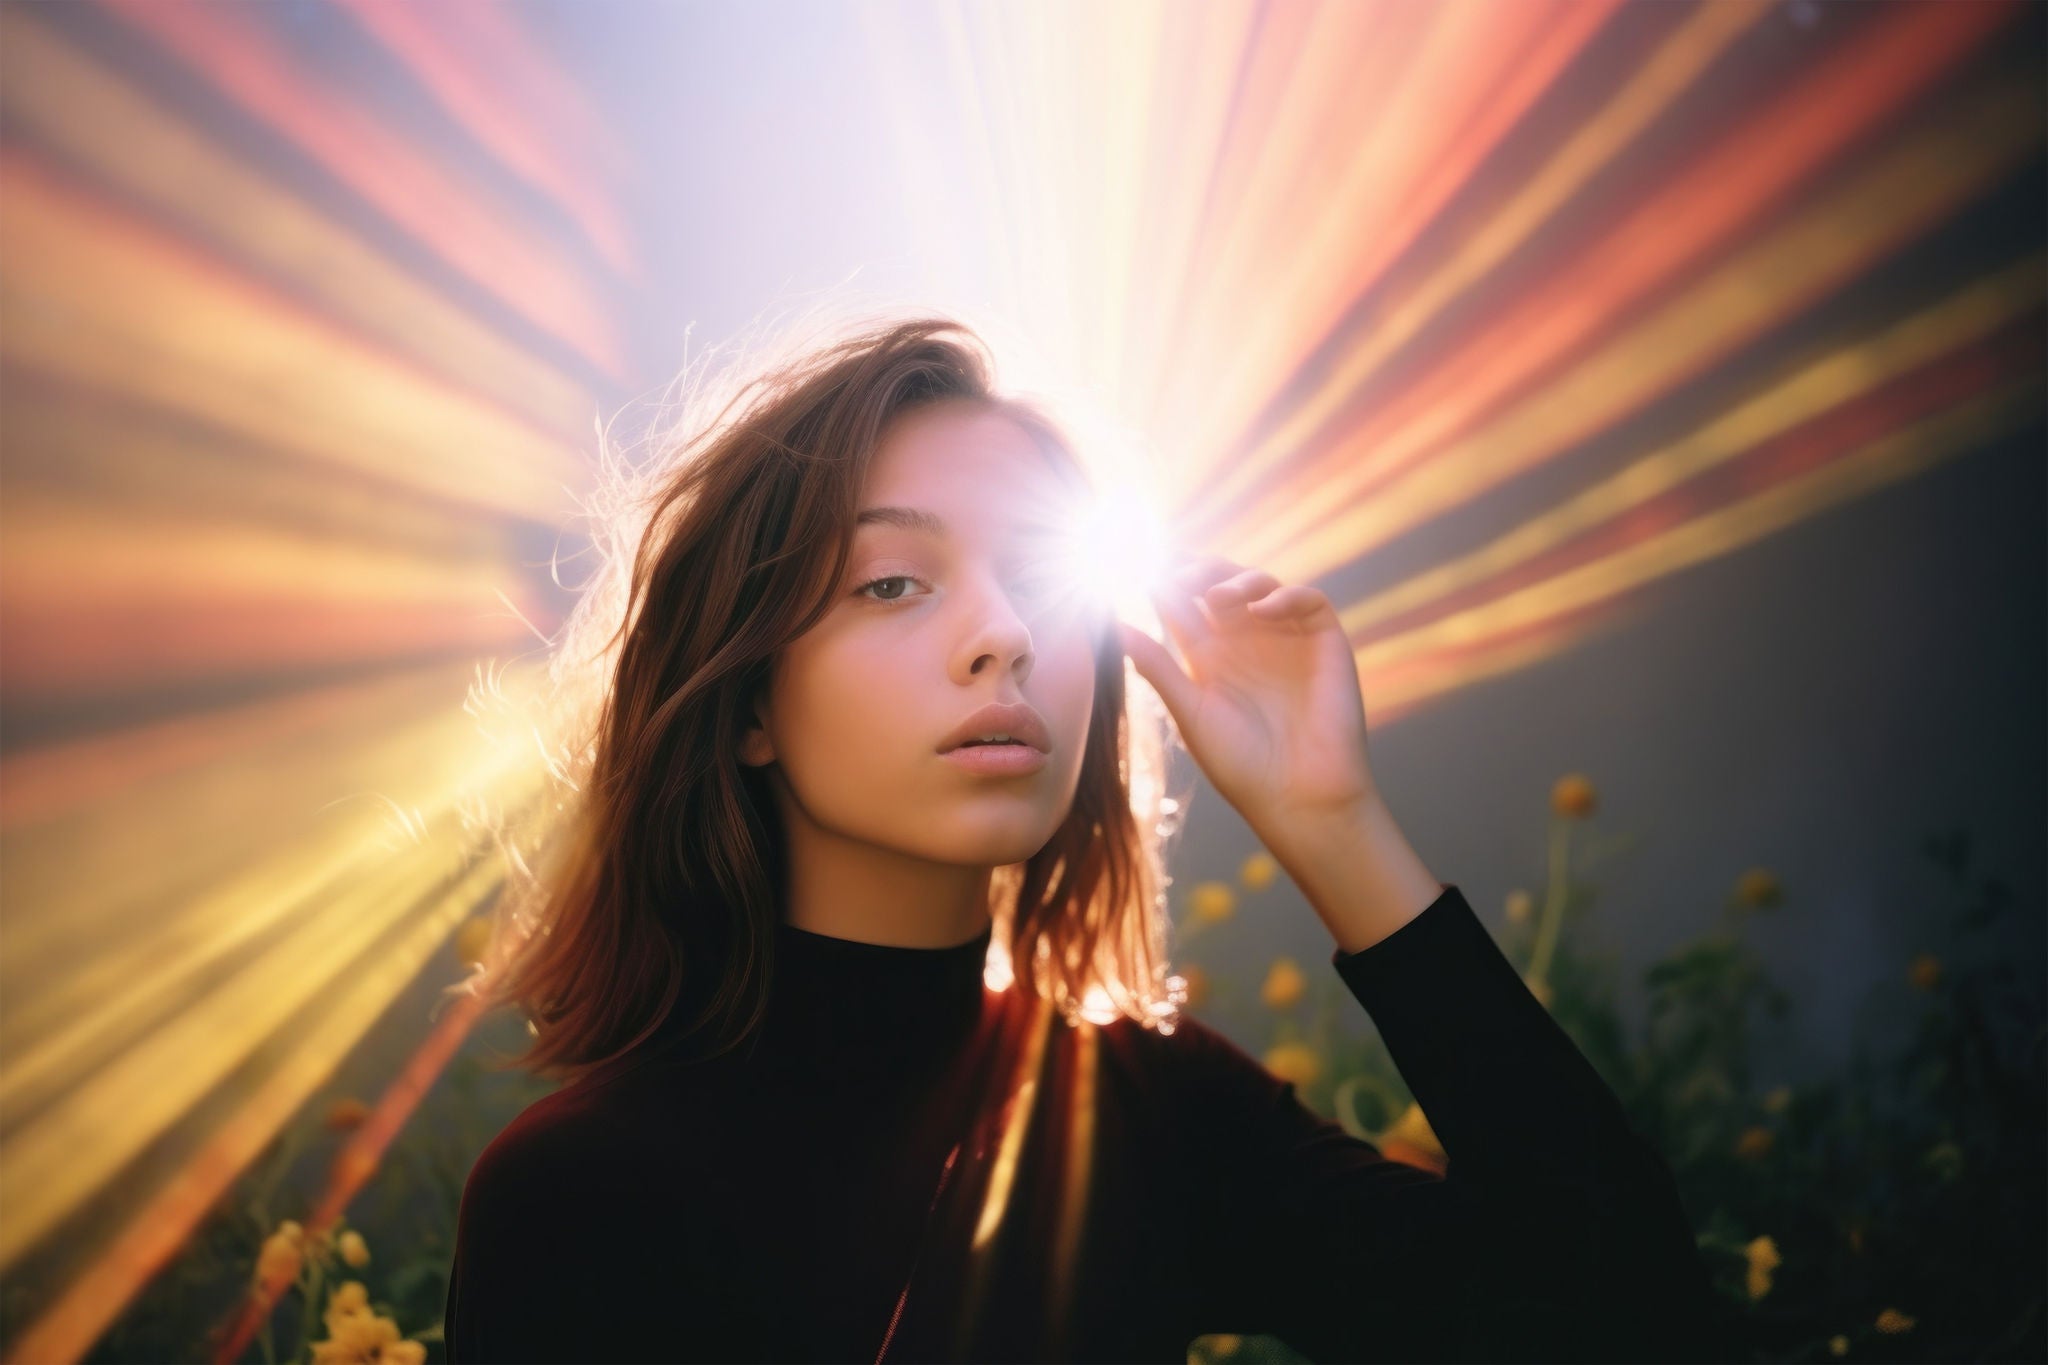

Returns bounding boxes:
[443,315,1731,1363]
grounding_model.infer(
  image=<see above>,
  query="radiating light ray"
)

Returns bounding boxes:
[1147,0,1472,484]
[0,663,468,832]
[0,682,555,1276]
[0,8,595,443]
[441,0,635,189]
[1046,1019,1098,1356]
[0,661,525,1048]
[330,0,637,277]
[1183,0,1769,520]
[1235,63,2042,586]
[1355,378,2042,726]
[93,0,628,378]
[3,853,516,1365]
[1338,253,2047,642]
[1218,0,2025,566]
[1356,331,2039,688]
[952,991,1056,1356]
[0,495,528,608]
[1116,0,1262,426]
[0,494,543,698]
[946,1,1034,352]
[0,150,587,525]
[0,689,541,1109]
[1077,0,1165,403]
[1,394,531,566]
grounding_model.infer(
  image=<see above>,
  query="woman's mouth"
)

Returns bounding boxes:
[941,740,1048,776]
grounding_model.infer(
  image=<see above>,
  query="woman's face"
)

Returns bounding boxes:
[740,397,1104,868]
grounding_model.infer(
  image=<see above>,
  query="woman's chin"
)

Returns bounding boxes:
[922,822,1065,869]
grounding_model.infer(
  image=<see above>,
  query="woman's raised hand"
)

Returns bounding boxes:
[1116,556,1381,836]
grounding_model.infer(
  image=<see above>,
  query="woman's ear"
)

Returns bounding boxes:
[738,691,775,767]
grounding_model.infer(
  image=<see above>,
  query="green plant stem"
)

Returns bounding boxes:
[294,1252,325,1365]
[1528,817,1573,986]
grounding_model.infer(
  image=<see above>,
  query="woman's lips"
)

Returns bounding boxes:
[941,742,1048,776]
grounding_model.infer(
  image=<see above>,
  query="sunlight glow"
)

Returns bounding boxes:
[1039,477,1176,631]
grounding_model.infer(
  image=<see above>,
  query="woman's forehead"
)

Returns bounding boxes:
[862,405,1083,535]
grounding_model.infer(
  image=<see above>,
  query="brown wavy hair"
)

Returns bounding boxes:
[456,311,1191,1087]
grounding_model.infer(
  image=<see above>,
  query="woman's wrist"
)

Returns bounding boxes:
[1258,794,1442,955]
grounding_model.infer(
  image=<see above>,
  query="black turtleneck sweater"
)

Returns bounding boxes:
[444,884,1734,1363]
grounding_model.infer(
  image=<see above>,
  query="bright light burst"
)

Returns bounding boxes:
[1032,476,1177,635]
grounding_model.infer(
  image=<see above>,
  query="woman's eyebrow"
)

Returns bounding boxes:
[856,505,948,538]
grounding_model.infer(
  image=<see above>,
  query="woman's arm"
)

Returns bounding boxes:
[1120,559,1733,1359]
[1180,879,1733,1364]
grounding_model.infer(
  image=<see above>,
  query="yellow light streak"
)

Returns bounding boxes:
[1239,67,2044,583]
[1189,0,1776,514]
[1356,378,2043,720]
[1339,252,2047,639]
[0,153,586,526]
[0,8,594,444]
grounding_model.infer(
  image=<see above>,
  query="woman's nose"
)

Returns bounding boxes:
[958,576,1036,678]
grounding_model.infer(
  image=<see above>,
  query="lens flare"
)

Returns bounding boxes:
[1036,478,1175,631]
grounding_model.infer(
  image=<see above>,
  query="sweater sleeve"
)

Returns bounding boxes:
[1181,883,1734,1364]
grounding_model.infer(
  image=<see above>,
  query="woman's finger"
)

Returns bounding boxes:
[1172,555,1248,596]
[1246,583,1339,628]
[1203,570,1283,626]
[1148,578,1214,671]
[1115,620,1199,733]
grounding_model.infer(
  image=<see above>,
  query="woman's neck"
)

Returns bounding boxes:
[779,822,996,948]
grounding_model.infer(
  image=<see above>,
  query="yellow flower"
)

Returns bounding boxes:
[1188,881,1237,924]
[254,1228,303,1294]
[1743,1234,1781,1300]
[1262,1042,1322,1089]
[1550,773,1597,819]
[453,915,494,970]
[1908,952,1941,991]
[1735,867,1782,909]
[1735,1125,1775,1161]
[324,1279,369,1325]
[338,1229,369,1268]
[1828,1335,1848,1357]
[1260,958,1307,1011]
[312,1281,425,1365]
[1874,1307,1915,1335]
[1239,851,1278,891]
[1172,964,1209,1010]
[325,1097,371,1132]
[1503,889,1534,924]
[1762,1085,1792,1114]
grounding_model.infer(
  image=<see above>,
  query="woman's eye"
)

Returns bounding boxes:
[856,574,923,603]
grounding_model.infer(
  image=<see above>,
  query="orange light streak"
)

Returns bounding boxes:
[1177,0,1767,514]
[1237,64,2042,588]
[330,0,636,278]
[0,150,589,525]
[1211,0,2022,559]
[0,7,596,442]
[95,0,628,379]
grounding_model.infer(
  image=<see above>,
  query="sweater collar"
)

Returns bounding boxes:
[753,916,997,1073]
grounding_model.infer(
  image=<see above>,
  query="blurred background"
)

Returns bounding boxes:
[0,1,2041,1361]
